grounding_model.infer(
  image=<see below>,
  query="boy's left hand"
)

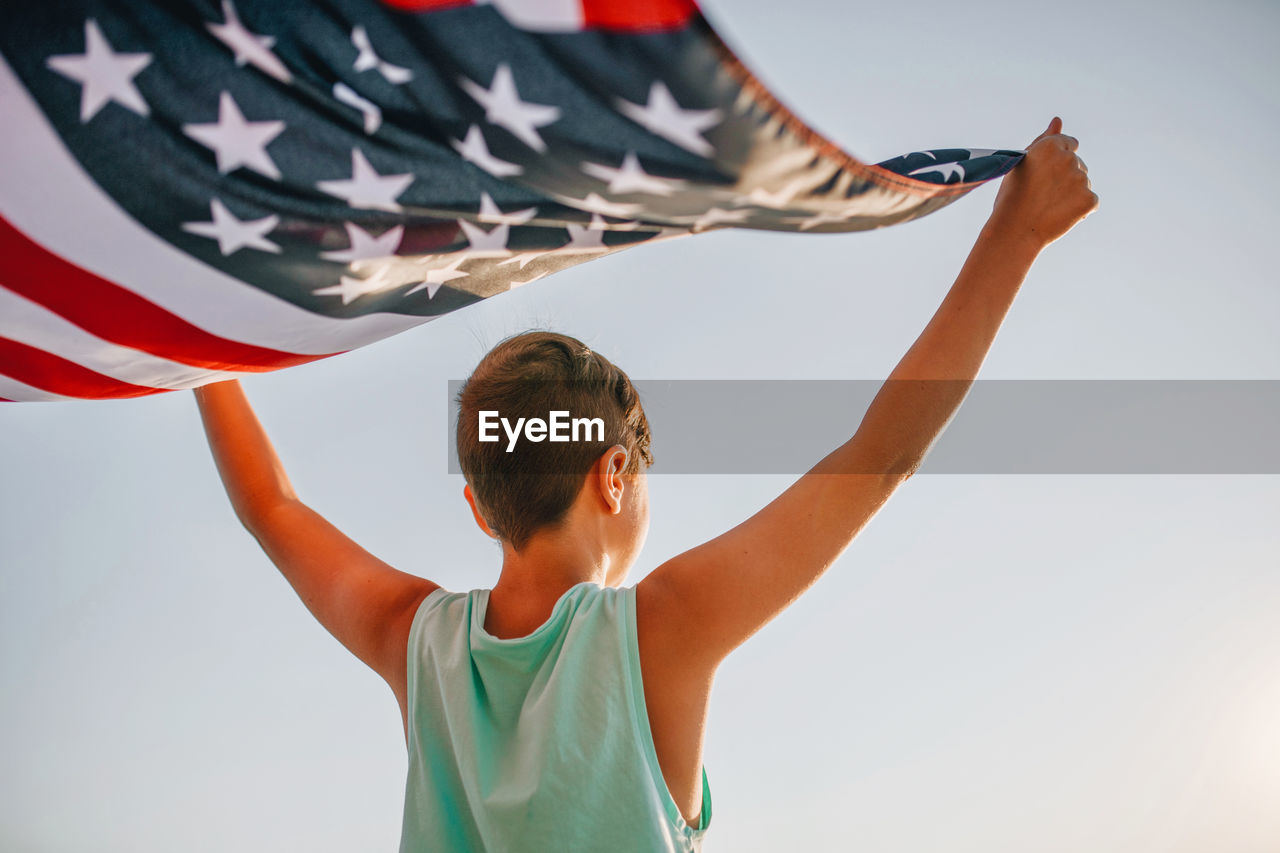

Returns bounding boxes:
[989,116,1098,249]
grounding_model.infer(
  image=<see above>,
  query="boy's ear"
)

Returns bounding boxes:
[594,445,629,515]
[463,484,498,539]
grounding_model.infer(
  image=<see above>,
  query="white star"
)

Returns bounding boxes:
[615,81,721,157]
[320,222,403,263]
[317,149,414,211]
[333,82,382,134]
[405,259,468,298]
[581,151,685,196]
[314,274,398,305]
[477,192,536,225]
[908,161,966,183]
[450,125,522,178]
[459,63,560,152]
[497,251,546,269]
[456,220,512,258]
[46,19,152,122]
[206,1,291,83]
[351,26,412,84]
[181,198,280,255]
[904,150,937,161]
[183,91,285,179]
[964,148,997,160]
[690,207,751,231]
[556,192,643,219]
[560,215,611,254]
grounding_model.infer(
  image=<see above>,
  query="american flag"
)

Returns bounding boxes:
[0,0,1024,402]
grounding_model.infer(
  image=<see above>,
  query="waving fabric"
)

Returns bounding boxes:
[0,0,1024,401]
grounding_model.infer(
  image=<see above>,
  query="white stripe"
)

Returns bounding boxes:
[482,0,584,30]
[0,56,431,357]
[0,285,244,390]
[0,373,79,402]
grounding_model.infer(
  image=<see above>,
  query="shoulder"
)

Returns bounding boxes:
[633,573,717,677]
[558,581,624,620]
[405,586,467,640]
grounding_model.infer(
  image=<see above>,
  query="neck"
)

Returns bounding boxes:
[484,525,611,638]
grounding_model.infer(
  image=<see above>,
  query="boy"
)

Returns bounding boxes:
[195,117,1096,851]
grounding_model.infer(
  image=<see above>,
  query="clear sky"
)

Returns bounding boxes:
[2,0,1278,851]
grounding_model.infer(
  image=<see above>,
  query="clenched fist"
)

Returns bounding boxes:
[989,117,1098,249]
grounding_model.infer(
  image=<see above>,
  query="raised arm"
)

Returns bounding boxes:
[193,380,438,733]
[638,117,1097,670]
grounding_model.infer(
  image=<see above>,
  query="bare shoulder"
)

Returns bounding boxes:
[635,461,907,668]
[635,571,714,673]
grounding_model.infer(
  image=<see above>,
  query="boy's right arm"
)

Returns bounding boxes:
[193,380,438,735]
[637,118,1098,672]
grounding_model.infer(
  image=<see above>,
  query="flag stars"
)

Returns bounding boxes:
[181,199,280,255]
[206,1,292,84]
[459,64,560,152]
[333,82,383,134]
[450,126,522,178]
[497,252,545,269]
[320,222,403,263]
[405,259,469,298]
[456,220,512,258]
[581,152,685,196]
[46,19,152,122]
[477,193,537,226]
[560,215,613,254]
[616,81,722,157]
[314,274,398,305]
[557,192,643,219]
[183,91,285,179]
[908,161,966,183]
[690,207,751,231]
[317,149,414,212]
[352,26,412,84]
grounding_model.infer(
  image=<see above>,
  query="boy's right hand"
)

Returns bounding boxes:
[989,116,1098,249]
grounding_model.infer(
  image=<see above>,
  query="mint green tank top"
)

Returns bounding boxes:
[399,581,712,852]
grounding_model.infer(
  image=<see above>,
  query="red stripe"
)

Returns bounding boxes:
[378,0,696,30]
[0,216,339,372]
[580,0,697,30]
[0,337,167,399]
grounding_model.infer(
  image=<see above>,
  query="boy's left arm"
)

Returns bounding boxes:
[637,118,1096,674]
[193,380,438,730]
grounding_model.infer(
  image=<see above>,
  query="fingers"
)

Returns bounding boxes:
[1029,115,1080,155]
[1068,149,1091,189]
[1032,116,1063,146]
[1032,133,1078,154]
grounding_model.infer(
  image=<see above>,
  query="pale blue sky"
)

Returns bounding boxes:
[2,1,1278,851]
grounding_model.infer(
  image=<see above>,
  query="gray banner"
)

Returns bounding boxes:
[446,380,1280,474]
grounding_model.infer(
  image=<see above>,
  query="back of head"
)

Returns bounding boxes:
[456,331,652,551]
